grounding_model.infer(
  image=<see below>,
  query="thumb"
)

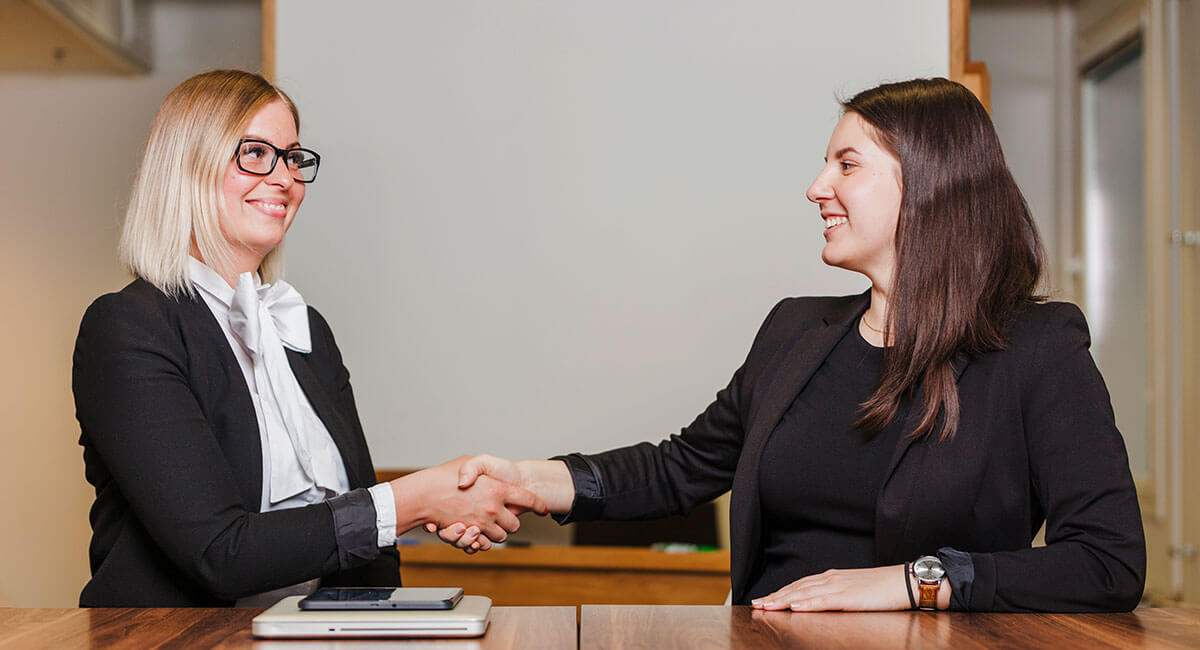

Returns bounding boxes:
[457,456,487,488]
[504,484,548,516]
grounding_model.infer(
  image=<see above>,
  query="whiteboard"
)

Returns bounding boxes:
[274,1,948,467]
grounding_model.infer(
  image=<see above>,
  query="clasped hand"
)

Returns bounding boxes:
[423,454,528,552]
[391,455,546,545]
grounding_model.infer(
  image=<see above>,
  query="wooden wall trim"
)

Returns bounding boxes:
[376,468,419,483]
[950,0,991,111]
[950,0,969,82]
[262,0,275,81]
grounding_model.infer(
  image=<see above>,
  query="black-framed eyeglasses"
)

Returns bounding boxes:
[234,138,321,183]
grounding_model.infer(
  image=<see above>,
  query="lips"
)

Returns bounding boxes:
[247,199,288,218]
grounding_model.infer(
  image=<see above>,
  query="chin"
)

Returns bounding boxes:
[820,247,844,269]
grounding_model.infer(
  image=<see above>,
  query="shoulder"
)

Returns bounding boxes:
[76,279,211,354]
[761,292,867,332]
[991,300,1091,370]
[305,304,334,337]
[80,279,178,335]
[1007,300,1089,346]
[744,292,867,358]
[304,304,338,349]
[300,304,349,371]
[776,293,866,313]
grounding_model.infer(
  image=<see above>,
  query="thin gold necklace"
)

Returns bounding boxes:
[861,312,884,334]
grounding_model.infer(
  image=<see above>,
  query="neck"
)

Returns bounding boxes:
[190,242,264,289]
[860,282,892,347]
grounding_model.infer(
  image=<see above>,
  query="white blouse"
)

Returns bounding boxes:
[189,258,396,543]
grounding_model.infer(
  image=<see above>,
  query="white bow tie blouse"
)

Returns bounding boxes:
[188,258,395,540]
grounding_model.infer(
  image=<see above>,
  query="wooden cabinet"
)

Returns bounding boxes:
[401,544,731,607]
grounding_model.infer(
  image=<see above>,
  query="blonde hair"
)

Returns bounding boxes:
[119,69,300,296]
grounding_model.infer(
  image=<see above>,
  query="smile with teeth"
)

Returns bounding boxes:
[249,199,288,216]
[824,216,848,230]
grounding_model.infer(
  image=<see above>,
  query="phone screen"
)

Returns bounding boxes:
[298,587,464,610]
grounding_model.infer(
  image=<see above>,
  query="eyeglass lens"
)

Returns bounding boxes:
[237,141,319,182]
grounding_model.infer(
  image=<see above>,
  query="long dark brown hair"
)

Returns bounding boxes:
[847,78,1045,441]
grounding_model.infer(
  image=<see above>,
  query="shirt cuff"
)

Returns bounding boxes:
[937,547,975,611]
[367,482,398,548]
[548,453,600,524]
[325,488,382,570]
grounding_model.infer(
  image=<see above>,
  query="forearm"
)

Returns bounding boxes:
[388,466,442,532]
[516,460,574,513]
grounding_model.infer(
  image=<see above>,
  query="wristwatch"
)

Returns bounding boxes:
[910,555,945,610]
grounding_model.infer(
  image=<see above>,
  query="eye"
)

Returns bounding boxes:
[839,161,855,172]
[242,143,271,160]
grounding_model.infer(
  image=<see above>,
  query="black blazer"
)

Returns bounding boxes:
[73,278,400,607]
[563,292,1145,611]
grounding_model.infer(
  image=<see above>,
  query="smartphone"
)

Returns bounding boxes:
[298,587,464,611]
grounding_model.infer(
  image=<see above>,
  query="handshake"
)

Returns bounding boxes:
[389,455,572,553]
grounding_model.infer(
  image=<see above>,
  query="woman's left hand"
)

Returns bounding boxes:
[751,565,913,611]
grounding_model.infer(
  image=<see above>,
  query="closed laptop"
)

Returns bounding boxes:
[252,595,491,638]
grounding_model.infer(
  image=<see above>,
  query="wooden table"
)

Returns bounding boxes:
[9,604,1200,648]
[579,605,1200,649]
[402,544,730,607]
[0,606,576,649]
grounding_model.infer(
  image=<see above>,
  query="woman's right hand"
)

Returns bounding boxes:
[423,455,524,552]
[427,456,574,552]
[390,455,547,546]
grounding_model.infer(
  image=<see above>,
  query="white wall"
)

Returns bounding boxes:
[0,0,260,607]
[273,0,950,468]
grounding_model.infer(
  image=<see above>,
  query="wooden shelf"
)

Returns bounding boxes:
[401,544,731,607]
[0,0,150,74]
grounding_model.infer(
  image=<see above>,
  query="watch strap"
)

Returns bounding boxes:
[917,581,939,610]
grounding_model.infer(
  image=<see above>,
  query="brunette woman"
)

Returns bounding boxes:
[438,77,1145,613]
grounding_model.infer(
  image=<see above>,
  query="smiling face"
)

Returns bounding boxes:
[219,99,305,272]
[805,112,903,284]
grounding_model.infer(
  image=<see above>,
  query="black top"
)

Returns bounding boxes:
[747,325,906,599]
[556,294,1145,611]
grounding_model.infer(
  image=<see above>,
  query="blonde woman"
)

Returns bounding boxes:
[73,70,545,607]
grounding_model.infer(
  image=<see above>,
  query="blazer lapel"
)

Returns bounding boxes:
[743,294,869,453]
[874,351,973,562]
[730,291,870,601]
[179,286,265,510]
[286,350,366,488]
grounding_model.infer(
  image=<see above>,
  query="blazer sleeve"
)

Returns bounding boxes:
[305,307,401,585]
[556,300,787,522]
[74,291,385,601]
[956,302,1146,612]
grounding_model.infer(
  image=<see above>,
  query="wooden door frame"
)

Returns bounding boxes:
[262,0,275,81]
[950,0,991,110]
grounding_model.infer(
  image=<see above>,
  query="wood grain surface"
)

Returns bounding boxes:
[579,605,1200,650]
[0,605,576,649]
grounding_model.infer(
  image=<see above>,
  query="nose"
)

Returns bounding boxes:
[264,157,295,189]
[806,166,834,204]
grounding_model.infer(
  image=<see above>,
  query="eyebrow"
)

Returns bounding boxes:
[244,134,301,149]
[823,146,861,162]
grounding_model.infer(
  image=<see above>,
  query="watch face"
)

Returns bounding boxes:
[913,556,945,581]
